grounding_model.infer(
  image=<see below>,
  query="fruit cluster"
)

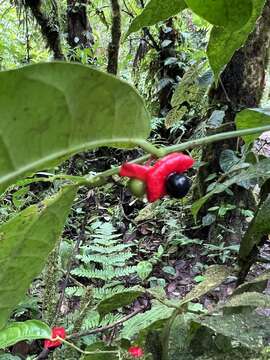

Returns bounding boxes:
[120,153,194,202]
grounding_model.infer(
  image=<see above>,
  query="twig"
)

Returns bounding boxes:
[68,306,145,339]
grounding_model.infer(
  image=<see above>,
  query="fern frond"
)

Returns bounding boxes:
[87,243,132,254]
[72,265,137,281]
[77,252,134,266]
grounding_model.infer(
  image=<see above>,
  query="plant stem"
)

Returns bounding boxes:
[82,125,270,188]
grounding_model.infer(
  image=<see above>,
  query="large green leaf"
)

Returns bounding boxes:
[0,185,77,329]
[97,289,144,317]
[196,313,270,348]
[239,195,270,262]
[233,270,270,295]
[208,0,265,80]
[236,108,270,144]
[186,0,253,30]
[126,0,187,37]
[179,265,232,306]
[81,342,119,360]
[223,292,270,309]
[0,320,51,349]
[0,62,150,193]
[121,304,174,340]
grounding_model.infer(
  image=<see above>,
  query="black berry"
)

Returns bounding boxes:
[166,173,191,199]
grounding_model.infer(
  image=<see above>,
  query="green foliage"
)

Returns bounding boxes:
[0,62,150,193]
[126,0,187,37]
[121,304,174,340]
[97,289,144,317]
[185,0,252,30]
[191,157,270,219]
[196,313,270,348]
[0,320,50,349]
[208,0,266,80]
[165,62,212,128]
[0,185,76,329]
[239,195,270,262]
[72,222,137,281]
[236,108,270,144]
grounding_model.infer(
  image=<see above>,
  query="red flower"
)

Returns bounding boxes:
[44,327,66,349]
[128,346,144,358]
[120,153,194,202]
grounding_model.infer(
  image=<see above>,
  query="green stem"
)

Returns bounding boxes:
[81,125,270,188]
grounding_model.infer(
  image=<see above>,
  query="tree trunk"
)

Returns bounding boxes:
[196,0,270,243]
[25,0,64,60]
[67,0,94,56]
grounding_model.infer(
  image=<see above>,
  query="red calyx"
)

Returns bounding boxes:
[44,327,66,349]
[120,153,194,202]
[128,346,144,358]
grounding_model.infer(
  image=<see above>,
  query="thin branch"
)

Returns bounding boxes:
[68,306,145,339]
[107,0,121,75]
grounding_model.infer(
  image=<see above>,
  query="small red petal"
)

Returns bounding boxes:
[44,327,66,349]
[128,346,144,358]
[119,163,149,181]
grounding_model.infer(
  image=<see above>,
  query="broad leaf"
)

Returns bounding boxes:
[186,0,252,30]
[196,313,270,348]
[81,342,119,360]
[233,270,270,295]
[208,0,265,80]
[137,261,153,281]
[0,62,150,193]
[0,320,50,349]
[239,195,270,262]
[179,265,232,306]
[126,0,187,37]
[236,108,270,144]
[121,304,174,340]
[223,292,270,309]
[97,289,144,317]
[0,185,77,329]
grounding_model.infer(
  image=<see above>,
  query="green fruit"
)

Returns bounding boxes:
[128,179,146,198]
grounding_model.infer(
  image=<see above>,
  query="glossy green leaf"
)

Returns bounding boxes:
[239,195,270,262]
[208,0,265,80]
[186,0,252,30]
[0,185,77,329]
[126,0,187,37]
[97,289,144,317]
[236,108,270,144]
[179,265,232,306]
[0,62,150,193]
[0,320,51,349]
[196,313,270,348]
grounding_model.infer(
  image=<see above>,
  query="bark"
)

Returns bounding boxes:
[67,0,94,51]
[107,0,121,75]
[196,1,270,244]
[25,0,64,60]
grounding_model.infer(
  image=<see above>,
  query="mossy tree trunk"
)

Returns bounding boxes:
[196,0,270,243]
